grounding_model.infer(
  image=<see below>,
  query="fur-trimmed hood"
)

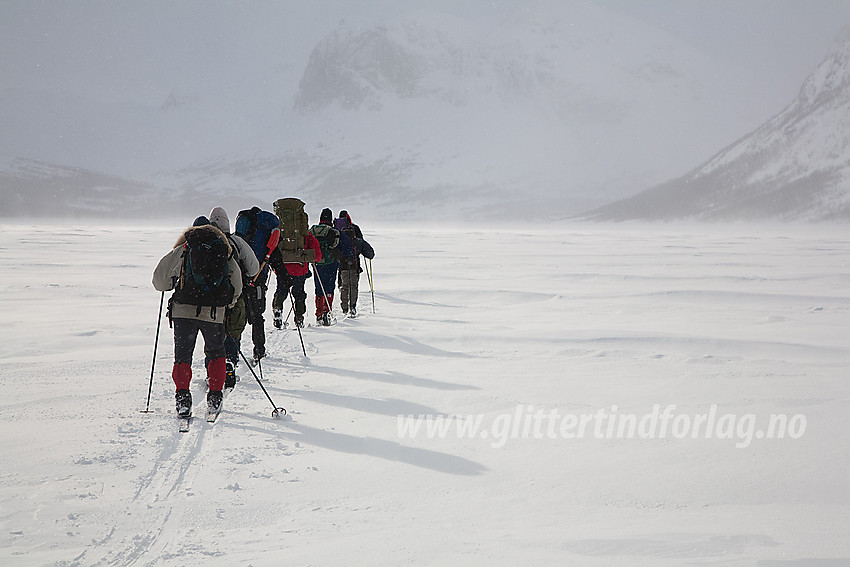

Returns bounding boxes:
[173,224,232,254]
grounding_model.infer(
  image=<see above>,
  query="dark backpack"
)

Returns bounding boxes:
[173,226,234,315]
[334,219,357,269]
[235,206,280,262]
[273,198,315,263]
[310,224,340,265]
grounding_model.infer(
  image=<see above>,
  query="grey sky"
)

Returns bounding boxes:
[599,0,850,85]
[2,0,850,183]
[3,1,849,108]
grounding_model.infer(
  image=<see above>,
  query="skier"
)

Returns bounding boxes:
[334,210,373,318]
[152,221,242,418]
[208,207,260,388]
[309,208,341,326]
[270,220,322,329]
[233,206,280,364]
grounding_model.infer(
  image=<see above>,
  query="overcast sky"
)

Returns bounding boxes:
[3,0,850,108]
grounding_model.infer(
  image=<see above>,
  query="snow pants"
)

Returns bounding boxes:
[313,262,338,317]
[244,282,268,360]
[172,317,227,392]
[274,271,308,322]
[338,268,360,312]
[223,295,247,365]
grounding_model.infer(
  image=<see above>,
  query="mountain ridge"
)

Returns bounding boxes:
[582,38,850,222]
[2,5,848,222]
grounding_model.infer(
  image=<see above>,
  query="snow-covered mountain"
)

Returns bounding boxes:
[583,38,850,222]
[1,3,774,222]
[153,6,759,222]
[0,155,160,217]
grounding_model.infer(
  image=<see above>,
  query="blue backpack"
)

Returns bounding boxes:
[235,207,280,262]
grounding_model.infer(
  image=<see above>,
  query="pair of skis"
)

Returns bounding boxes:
[178,389,228,432]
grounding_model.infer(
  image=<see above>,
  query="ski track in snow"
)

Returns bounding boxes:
[0,222,849,566]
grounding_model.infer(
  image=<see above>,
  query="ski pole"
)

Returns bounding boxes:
[367,258,375,313]
[289,289,307,357]
[142,291,165,413]
[231,336,286,419]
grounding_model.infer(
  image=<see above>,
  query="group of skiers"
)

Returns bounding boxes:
[152,200,374,419]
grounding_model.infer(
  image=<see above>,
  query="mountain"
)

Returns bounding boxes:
[152,6,755,222]
[583,38,850,222]
[1,3,767,222]
[0,155,161,218]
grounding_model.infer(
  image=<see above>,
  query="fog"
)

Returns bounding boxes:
[2,1,850,221]
[5,2,846,113]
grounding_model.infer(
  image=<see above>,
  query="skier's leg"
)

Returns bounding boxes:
[200,320,227,393]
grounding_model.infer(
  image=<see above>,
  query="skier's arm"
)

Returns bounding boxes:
[359,238,375,259]
[227,257,243,308]
[234,236,260,278]
[152,247,183,291]
[267,247,284,274]
[307,233,322,263]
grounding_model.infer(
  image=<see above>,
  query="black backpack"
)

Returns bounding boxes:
[173,226,234,316]
[339,226,358,269]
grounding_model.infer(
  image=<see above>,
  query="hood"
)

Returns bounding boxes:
[173,224,232,253]
[209,206,231,234]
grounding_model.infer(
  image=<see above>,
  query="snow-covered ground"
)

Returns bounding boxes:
[1,221,848,566]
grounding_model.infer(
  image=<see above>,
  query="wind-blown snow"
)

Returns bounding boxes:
[1,222,848,565]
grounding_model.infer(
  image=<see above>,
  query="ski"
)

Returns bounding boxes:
[206,388,230,423]
[178,414,192,433]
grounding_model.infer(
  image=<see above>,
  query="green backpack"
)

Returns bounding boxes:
[310,224,339,266]
[273,198,314,263]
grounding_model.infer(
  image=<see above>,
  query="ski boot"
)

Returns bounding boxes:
[207,390,223,414]
[224,360,237,390]
[273,309,283,329]
[175,389,192,418]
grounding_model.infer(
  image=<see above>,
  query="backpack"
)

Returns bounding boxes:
[334,218,357,269]
[273,198,315,263]
[310,224,340,265]
[173,226,235,315]
[235,206,281,262]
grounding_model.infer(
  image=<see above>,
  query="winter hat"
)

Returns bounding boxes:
[208,206,231,234]
[192,215,210,226]
[320,208,333,225]
[338,210,351,225]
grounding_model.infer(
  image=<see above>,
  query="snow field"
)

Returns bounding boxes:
[0,221,848,566]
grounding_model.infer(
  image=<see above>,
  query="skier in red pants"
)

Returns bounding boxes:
[153,219,242,417]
